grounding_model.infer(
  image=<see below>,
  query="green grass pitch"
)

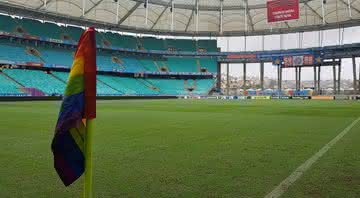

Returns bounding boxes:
[0,99,359,198]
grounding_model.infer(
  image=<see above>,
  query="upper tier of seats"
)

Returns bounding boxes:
[0,39,218,73]
[0,69,215,96]
[0,14,218,52]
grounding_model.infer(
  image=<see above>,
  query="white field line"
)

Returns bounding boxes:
[264,117,360,198]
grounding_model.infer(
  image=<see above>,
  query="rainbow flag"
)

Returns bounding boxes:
[51,27,96,186]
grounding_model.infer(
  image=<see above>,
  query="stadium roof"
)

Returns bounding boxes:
[1,0,360,37]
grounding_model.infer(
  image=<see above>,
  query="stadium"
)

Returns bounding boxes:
[0,0,359,197]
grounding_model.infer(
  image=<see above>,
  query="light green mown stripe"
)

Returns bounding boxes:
[264,117,360,198]
[64,75,84,97]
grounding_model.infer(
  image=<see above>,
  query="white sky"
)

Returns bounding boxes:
[217,27,360,80]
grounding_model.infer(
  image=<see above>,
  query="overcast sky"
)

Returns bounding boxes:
[217,26,360,81]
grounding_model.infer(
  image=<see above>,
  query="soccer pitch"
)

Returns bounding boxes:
[0,99,359,198]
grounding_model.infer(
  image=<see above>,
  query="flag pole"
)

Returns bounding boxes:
[84,119,94,198]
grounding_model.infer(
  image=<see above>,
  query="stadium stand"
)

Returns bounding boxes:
[63,25,83,41]
[0,40,40,63]
[2,69,65,95]
[0,14,217,97]
[197,40,218,52]
[0,39,217,73]
[2,70,215,96]
[167,57,198,73]
[143,37,165,51]
[0,72,25,96]
[0,15,218,52]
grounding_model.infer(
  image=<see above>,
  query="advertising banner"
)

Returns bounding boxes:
[283,56,293,67]
[293,55,304,66]
[267,0,300,22]
[272,56,283,65]
[312,96,334,100]
[251,96,271,100]
[275,54,321,67]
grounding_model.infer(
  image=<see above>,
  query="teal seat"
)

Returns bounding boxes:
[2,69,66,95]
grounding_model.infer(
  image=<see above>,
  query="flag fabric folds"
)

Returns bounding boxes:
[51,27,96,186]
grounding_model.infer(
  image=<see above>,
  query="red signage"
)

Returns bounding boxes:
[283,56,293,67]
[267,0,299,23]
[303,54,314,65]
[282,55,314,67]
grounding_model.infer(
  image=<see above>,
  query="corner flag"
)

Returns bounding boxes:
[51,27,96,187]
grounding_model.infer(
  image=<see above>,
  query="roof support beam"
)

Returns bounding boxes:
[284,21,290,28]
[339,0,360,15]
[83,0,104,16]
[4,0,360,37]
[151,6,168,30]
[195,0,199,32]
[36,0,53,10]
[131,0,314,11]
[219,0,223,34]
[304,2,327,24]
[243,0,254,31]
[185,9,194,32]
[118,2,141,25]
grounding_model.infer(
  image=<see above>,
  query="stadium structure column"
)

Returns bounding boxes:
[313,66,317,94]
[359,62,360,94]
[226,63,230,95]
[318,66,321,95]
[338,60,342,94]
[280,67,283,91]
[277,65,282,92]
[352,56,358,94]
[260,62,264,90]
[299,67,302,90]
[243,63,247,89]
[295,67,299,91]
[216,62,221,91]
[333,60,337,95]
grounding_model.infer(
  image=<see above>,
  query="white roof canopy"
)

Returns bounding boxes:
[1,0,360,36]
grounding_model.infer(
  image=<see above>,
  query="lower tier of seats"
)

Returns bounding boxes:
[0,69,215,96]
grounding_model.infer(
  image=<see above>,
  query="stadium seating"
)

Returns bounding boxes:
[0,14,217,52]
[138,59,159,72]
[20,18,63,39]
[0,72,25,95]
[97,75,136,95]
[0,15,17,33]
[197,40,218,52]
[199,58,217,72]
[143,37,165,51]
[63,25,83,41]
[0,69,214,96]
[166,39,196,52]
[0,40,41,63]
[0,39,218,74]
[167,57,198,73]
[2,69,65,95]
[0,14,218,98]
[39,46,74,67]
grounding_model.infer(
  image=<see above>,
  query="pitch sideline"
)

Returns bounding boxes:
[264,117,360,198]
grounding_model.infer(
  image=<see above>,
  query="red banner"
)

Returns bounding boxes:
[267,0,299,22]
